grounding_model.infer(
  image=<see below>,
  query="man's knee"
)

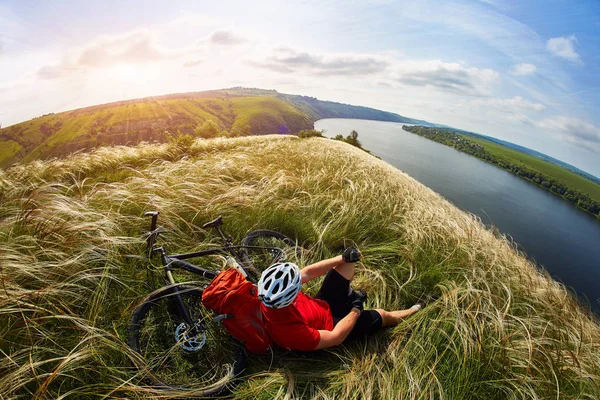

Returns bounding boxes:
[333,261,355,281]
[376,309,403,327]
[376,307,419,327]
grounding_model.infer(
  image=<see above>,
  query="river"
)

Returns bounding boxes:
[315,118,600,312]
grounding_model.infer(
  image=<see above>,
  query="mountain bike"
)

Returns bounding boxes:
[127,211,304,396]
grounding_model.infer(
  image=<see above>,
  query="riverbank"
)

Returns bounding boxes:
[402,125,600,219]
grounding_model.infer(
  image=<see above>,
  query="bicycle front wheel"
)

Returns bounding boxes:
[240,230,306,280]
[127,284,246,396]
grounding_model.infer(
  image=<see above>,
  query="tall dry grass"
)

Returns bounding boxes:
[1,135,599,399]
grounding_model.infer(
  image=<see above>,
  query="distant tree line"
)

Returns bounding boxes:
[403,125,600,218]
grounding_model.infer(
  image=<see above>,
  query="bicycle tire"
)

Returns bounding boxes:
[127,284,246,396]
[240,230,305,281]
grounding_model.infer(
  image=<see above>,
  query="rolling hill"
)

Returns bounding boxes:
[0,88,435,168]
[277,92,434,126]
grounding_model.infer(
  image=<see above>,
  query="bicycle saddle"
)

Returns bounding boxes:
[202,216,223,229]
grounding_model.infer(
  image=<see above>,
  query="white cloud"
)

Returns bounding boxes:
[2,2,598,174]
[209,29,246,45]
[251,48,499,97]
[78,32,171,67]
[397,2,577,103]
[505,114,536,125]
[392,60,499,96]
[471,96,545,113]
[510,63,537,76]
[536,116,600,149]
[251,47,390,76]
[37,31,186,80]
[546,35,580,62]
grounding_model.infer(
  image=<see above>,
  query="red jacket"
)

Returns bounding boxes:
[261,292,334,351]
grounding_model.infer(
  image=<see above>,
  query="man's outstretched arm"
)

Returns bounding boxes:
[315,308,360,349]
[300,255,344,284]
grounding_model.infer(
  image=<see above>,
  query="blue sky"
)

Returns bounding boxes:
[1,0,599,175]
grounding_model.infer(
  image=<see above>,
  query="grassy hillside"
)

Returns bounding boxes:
[231,96,311,135]
[0,90,314,167]
[0,139,21,165]
[466,135,600,202]
[0,88,438,169]
[1,135,599,399]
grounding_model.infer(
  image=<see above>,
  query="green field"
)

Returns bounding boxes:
[1,135,599,399]
[0,139,21,164]
[1,88,434,169]
[466,135,600,202]
[0,90,315,167]
[232,96,311,135]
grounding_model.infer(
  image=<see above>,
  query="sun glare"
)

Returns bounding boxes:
[107,63,153,84]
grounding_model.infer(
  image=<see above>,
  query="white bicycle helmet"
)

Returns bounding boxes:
[257,262,302,309]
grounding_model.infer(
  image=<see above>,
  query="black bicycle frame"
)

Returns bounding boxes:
[152,246,253,334]
[143,211,287,337]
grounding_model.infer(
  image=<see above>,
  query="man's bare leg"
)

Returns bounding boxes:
[376,306,421,327]
[333,261,356,281]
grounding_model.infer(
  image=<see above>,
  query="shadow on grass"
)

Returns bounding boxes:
[237,327,408,399]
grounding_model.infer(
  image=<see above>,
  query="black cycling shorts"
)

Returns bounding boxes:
[315,269,382,341]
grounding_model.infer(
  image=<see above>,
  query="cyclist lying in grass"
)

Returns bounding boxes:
[258,248,422,351]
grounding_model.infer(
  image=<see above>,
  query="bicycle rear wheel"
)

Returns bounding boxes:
[127,284,246,396]
[240,230,306,281]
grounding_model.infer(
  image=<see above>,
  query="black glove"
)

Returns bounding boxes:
[348,289,367,303]
[350,295,364,312]
[342,247,362,263]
